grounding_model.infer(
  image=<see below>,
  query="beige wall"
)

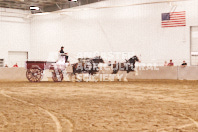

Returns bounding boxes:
[127,66,178,80]
[0,66,198,82]
[0,68,27,81]
[178,66,198,80]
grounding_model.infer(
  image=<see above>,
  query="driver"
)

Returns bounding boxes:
[59,46,69,63]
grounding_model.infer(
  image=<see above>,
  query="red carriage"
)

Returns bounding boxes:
[26,61,65,82]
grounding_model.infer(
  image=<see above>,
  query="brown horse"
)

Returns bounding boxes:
[72,56,104,75]
[112,56,140,74]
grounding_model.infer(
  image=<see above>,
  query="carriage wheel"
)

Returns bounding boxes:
[52,69,64,82]
[26,68,43,82]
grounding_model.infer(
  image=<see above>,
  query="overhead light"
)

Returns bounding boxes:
[68,0,78,1]
[30,6,40,10]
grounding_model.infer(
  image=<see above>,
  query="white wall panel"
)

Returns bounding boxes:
[30,0,198,65]
[8,51,28,67]
[0,0,197,66]
[0,8,30,66]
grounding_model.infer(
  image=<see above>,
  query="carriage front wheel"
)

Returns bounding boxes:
[52,69,64,82]
[26,68,43,82]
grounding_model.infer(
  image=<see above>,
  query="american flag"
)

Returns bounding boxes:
[161,11,186,28]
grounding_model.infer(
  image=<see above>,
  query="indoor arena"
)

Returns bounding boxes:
[0,0,198,132]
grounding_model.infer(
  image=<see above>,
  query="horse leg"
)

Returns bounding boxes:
[135,69,138,76]
[89,70,96,82]
[112,64,119,74]
[71,73,76,82]
[72,70,81,82]
[112,69,119,74]
[123,72,128,82]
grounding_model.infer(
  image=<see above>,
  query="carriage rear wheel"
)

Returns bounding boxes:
[26,68,43,82]
[52,69,64,82]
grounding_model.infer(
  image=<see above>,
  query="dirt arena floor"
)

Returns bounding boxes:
[0,80,198,132]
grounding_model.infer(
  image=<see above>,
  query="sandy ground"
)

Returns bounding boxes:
[0,80,198,132]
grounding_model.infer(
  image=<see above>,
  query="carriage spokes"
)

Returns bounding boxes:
[26,68,43,82]
[26,61,65,82]
[52,69,64,82]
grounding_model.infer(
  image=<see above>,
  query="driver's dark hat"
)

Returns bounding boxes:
[61,46,64,48]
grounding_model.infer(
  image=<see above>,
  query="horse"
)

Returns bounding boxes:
[112,55,140,74]
[72,56,104,76]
